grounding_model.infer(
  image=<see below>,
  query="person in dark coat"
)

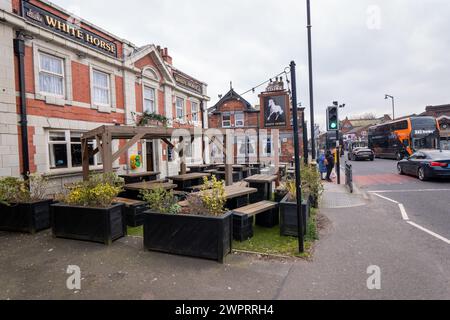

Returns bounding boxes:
[325,150,335,182]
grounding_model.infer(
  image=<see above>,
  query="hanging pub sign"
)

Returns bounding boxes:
[260,91,291,129]
[22,1,118,58]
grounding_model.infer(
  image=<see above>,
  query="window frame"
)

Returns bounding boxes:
[92,69,112,107]
[191,101,199,122]
[235,112,245,127]
[47,130,100,171]
[222,113,231,128]
[176,97,185,119]
[143,85,157,114]
[38,51,65,98]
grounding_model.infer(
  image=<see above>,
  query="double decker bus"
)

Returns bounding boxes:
[368,116,440,160]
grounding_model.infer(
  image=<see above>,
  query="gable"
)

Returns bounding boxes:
[134,54,163,81]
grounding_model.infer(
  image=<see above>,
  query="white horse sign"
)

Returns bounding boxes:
[263,95,287,128]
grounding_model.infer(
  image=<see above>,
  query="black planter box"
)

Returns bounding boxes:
[232,213,254,242]
[143,211,233,263]
[122,201,147,227]
[0,200,52,234]
[309,194,319,208]
[255,207,279,228]
[51,203,126,245]
[274,189,288,203]
[279,195,310,237]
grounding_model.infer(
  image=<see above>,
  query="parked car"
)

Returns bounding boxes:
[397,150,450,181]
[348,147,375,161]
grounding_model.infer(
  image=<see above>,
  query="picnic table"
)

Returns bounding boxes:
[124,181,177,200]
[245,174,278,202]
[119,171,160,184]
[168,172,211,191]
[187,164,211,173]
[209,170,243,184]
[180,185,257,210]
[113,197,147,227]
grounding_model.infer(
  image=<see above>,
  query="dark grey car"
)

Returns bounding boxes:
[397,150,450,181]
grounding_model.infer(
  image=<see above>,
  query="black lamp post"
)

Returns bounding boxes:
[385,94,395,120]
[290,61,305,254]
[306,0,316,161]
[299,105,308,165]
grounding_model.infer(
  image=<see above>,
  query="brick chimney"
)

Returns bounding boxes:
[159,47,172,65]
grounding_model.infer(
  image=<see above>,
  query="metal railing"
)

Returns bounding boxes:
[345,162,353,193]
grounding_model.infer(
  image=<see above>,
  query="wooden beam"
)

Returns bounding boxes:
[102,132,113,174]
[179,136,187,175]
[112,133,145,162]
[82,139,90,181]
[161,138,175,149]
[223,131,233,186]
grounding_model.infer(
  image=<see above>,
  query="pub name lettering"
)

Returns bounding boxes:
[44,16,116,55]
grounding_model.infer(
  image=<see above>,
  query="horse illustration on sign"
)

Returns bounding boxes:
[264,95,287,127]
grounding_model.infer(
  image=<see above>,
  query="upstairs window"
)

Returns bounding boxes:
[92,70,111,106]
[191,101,199,122]
[222,113,231,128]
[235,112,245,127]
[144,86,156,113]
[176,97,185,119]
[39,52,64,97]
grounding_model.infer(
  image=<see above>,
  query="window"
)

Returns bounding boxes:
[191,101,199,122]
[39,52,64,97]
[222,113,231,128]
[235,112,244,127]
[92,70,111,106]
[167,141,174,162]
[264,137,273,155]
[176,97,185,119]
[48,131,96,170]
[49,132,68,169]
[185,140,193,158]
[143,86,156,113]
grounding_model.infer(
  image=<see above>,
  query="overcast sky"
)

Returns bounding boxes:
[53,0,450,130]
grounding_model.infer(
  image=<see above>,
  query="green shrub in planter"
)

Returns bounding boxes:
[51,173,126,245]
[142,176,232,262]
[0,174,52,234]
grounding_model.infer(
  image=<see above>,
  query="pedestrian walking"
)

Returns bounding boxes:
[325,150,335,182]
[318,150,327,180]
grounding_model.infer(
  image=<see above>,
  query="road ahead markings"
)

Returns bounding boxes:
[369,189,450,194]
[407,222,450,245]
[372,193,400,205]
[371,193,449,245]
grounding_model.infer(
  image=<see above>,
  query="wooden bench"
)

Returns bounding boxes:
[113,197,147,227]
[232,201,279,241]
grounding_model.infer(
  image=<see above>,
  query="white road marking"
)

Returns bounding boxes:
[372,193,399,204]
[407,221,450,245]
[372,192,449,246]
[398,204,409,221]
[369,189,450,194]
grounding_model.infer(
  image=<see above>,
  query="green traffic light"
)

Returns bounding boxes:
[330,122,337,129]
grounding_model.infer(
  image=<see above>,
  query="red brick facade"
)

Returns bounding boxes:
[208,88,303,163]
[1,0,209,183]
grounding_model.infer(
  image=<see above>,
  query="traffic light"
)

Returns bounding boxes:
[327,106,339,131]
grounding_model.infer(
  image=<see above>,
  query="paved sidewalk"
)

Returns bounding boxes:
[1,183,449,300]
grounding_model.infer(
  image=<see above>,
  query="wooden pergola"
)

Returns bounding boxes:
[81,125,236,185]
